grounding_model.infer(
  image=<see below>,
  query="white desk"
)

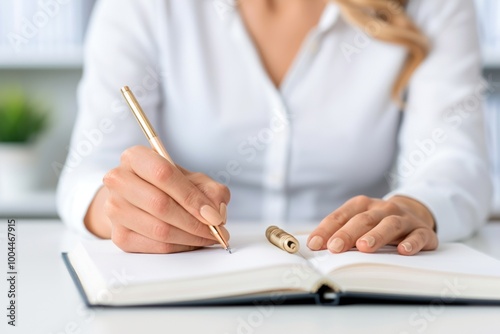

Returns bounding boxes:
[2,220,500,334]
[0,191,57,218]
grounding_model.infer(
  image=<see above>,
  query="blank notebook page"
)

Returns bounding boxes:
[79,238,307,285]
[297,235,500,277]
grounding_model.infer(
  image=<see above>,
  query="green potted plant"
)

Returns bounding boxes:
[0,88,48,197]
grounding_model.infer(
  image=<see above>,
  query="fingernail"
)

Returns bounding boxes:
[200,205,224,226]
[308,236,324,251]
[401,242,412,253]
[328,238,344,253]
[360,235,376,248]
[220,203,227,224]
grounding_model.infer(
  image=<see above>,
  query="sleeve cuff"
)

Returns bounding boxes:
[383,185,484,242]
[57,170,106,239]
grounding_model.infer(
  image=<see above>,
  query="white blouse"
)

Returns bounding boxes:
[57,0,492,242]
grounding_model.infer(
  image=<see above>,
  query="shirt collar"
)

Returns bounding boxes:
[220,0,340,32]
[317,2,341,35]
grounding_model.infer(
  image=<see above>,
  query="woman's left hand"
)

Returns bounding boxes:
[307,195,438,255]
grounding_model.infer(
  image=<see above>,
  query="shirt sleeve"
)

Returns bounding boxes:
[56,0,163,235]
[384,0,493,241]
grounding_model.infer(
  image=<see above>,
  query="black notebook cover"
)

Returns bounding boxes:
[62,253,500,307]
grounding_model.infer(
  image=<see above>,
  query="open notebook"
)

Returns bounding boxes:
[63,233,500,307]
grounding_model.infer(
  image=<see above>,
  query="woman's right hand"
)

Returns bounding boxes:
[84,145,230,254]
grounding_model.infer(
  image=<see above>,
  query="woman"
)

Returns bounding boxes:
[57,0,492,255]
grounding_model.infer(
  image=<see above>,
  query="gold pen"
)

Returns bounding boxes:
[120,86,231,254]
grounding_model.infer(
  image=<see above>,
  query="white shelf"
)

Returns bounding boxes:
[0,48,83,69]
[482,47,500,69]
[0,46,498,70]
[0,190,57,218]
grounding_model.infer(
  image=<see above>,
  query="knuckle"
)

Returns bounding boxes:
[217,183,231,202]
[415,228,429,243]
[386,215,404,232]
[152,223,171,241]
[204,182,230,203]
[129,145,144,154]
[120,146,143,165]
[148,194,171,217]
[199,182,217,199]
[120,148,133,165]
[153,162,175,183]
[352,195,371,206]
[190,172,205,181]
[103,168,121,188]
[327,211,348,225]
[215,182,229,194]
[356,212,378,228]
[381,201,399,213]
[182,188,200,210]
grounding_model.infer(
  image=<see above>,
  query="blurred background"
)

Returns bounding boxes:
[0,0,498,219]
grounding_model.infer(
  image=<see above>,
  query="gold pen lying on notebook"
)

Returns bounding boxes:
[120,86,232,254]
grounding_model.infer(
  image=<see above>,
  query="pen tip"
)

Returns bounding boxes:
[227,248,232,254]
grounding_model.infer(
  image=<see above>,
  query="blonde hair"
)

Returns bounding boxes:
[333,0,429,103]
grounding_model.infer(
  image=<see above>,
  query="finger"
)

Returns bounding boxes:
[189,172,231,207]
[325,209,388,253]
[397,227,439,256]
[191,173,230,225]
[307,195,376,251]
[105,193,218,246]
[103,167,215,240]
[213,224,230,243]
[111,223,203,254]
[121,146,225,226]
[355,215,413,253]
[220,203,227,225]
